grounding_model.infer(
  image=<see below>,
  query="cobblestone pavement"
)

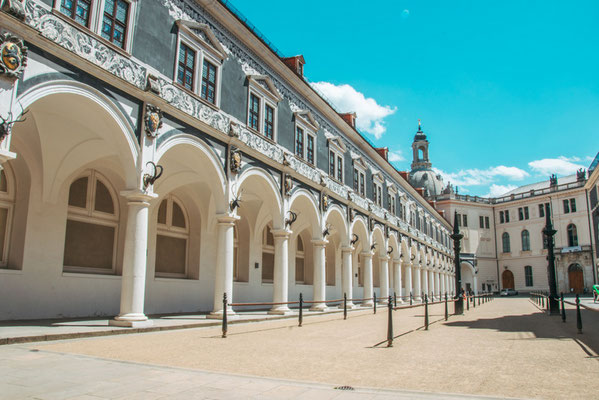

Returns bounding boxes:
[2,298,598,399]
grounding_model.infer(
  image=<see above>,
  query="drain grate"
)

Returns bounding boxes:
[334,386,355,391]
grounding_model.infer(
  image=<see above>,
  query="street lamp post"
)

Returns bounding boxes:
[544,203,560,315]
[451,211,464,314]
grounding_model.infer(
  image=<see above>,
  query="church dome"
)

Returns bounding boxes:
[409,169,444,197]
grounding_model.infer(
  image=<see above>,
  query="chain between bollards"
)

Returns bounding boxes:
[221,292,228,338]
[343,293,347,320]
[560,292,566,322]
[424,294,429,330]
[387,295,393,347]
[373,293,377,314]
[444,292,448,321]
[298,293,303,327]
[576,294,582,334]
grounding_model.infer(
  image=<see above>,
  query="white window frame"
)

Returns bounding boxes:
[328,143,344,183]
[294,111,319,166]
[352,158,367,197]
[246,76,281,140]
[54,0,138,52]
[0,166,15,268]
[373,173,384,207]
[174,21,227,108]
[155,194,189,279]
[387,183,397,216]
[64,170,119,275]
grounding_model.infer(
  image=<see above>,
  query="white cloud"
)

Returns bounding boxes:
[433,165,529,188]
[485,184,517,198]
[388,150,404,162]
[311,81,397,139]
[528,156,585,176]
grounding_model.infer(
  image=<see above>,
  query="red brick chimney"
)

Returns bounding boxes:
[282,55,305,77]
[415,187,425,197]
[339,112,356,128]
[375,147,388,161]
[398,171,409,181]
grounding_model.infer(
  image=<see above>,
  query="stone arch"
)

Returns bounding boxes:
[371,226,386,289]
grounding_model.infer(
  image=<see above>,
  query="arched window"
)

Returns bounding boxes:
[524,265,533,287]
[155,195,189,278]
[567,224,578,247]
[64,170,118,274]
[0,167,14,268]
[521,230,530,251]
[502,232,510,253]
[295,235,304,283]
[262,224,274,283]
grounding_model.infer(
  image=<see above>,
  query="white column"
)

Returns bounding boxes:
[405,262,413,301]
[422,268,429,301]
[362,251,374,307]
[208,214,239,319]
[473,275,479,295]
[428,270,435,300]
[379,256,389,304]
[310,239,328,311]
[393,259,402,303]
[414,265,422,301]
[340,246,355,309]
[270,229,292,315]
[0,78,18,164]
[435,272,441,298]
[111,191,156,327]
[440,273,446,296]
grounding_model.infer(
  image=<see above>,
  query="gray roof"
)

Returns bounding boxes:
[502,174,578,196]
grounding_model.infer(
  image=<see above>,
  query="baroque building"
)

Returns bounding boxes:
[0,0,455,323]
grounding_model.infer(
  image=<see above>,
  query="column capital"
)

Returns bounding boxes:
[311,238,328,247]
[216,213,240,225]
[360,250,374,258]
[0,149,16,164]
[392,258,401,265]
[379,255,390,262]
[120,189,158,205]
[341,246,354,253]
[271,229,291,239]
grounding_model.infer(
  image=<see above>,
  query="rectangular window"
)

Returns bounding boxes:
[456,213,461,227]
[524,206,529,220]
[570,198,576,212]
[306,134,314,165]
[377,186,382,206]
[60,0,92,26]
[353,169,359,191]
[463,214,468,227]
[499,211,504,224]
[337,156,343,182]
[525,266,533,287]
[505,210,510,223]
[539,204,545,218]
[518,207,524,221]
[201,59,217,104]
[264,104,274,139]
[295,127,304,158]
[248,93,260,131]
[479,216,484,229]
[177,42,195,91]
[563,199,570,213]
[485,216,490,229]
[101,0,129,49]
[359,173,365,196]
[329,151,335,177]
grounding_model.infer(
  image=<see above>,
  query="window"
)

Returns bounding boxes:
[521,230,530,251]
[328,149,343,182]
[262,224,275,283]
[505,210,510,223]
[295,126,304,157]
[295,235,305,283]
[294,112,318,165]
[564,198,576,213]
[63,170,118,274]
[499,211,504,224]
[518,207,529,221]
[177,42,196,91]
[542,231,548,249]
[567,224,578,247]
[56,0,137,51]
[0,168,14,268]
[353,163,366,197]
[524,207,529,219]
[201,59,217,104]
[502,232,510,253]
[485,216,490,229]
[248,93,260,131]
[563,199,570,214]
[245,76,281,139]
[155,195,189,278]
[388,192,396,215]
[524,266,533,287]
[479,216,485,229]
[457,213,467,227]
[373,180,382,206]
[264,105,274,140]
[539,204,545,218]
[306,134,314,164]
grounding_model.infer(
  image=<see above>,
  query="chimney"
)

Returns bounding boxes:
[398,171,409,181]
[415,187,425,197]
[282,55,305,77]
[339,112,356,128]
[374,147,388,161]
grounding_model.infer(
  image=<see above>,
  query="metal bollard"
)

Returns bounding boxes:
[299,293,303,327]
[473,294,476,308]
[410,292,413,306]
[424,294,429,330]
[444,292,448,321]
[560,292,566,322]
[394,292,397,308]
[576,294,582,334]
[467,293,470,311]
[541,295,545,309]
[374,293,377,314]
[387,295,393,347]
[344,292,347,320]
[478,295,481,306]
[222,292,228,338]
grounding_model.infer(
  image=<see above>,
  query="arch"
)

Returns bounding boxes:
[0,164,15,267]
[502,269,514,289]
[238,167,284,228]
[502,232,511,253]
[567,224,578,247]
[289,188,321,237]
[154,194,190,278]
[568,263,584,294]
[324,204,349,245]
[521,229,530,251]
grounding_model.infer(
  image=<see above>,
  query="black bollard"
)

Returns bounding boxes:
[394,292,397,308]
[576,294,582,334]
[467,293,470,311]
[424,294,429,330]
[560,292,566,322]
[410,292,413,306]
[478,294,481,306]
[344,292,347,320]
[444,292,448,321]
[473,293,476,308]
[222,292,228,338]
[299,293,303,327]
[374,293,377,314]
[387,295,393,347]
[541,294,545,309]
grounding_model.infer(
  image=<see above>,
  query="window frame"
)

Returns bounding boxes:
[521,229,530,251]
[524,265,533,287]
[328,143,344,183]
[246,76,281,140]
[502,232,511,253]
[373,174,384,207]
[155,194,190,279]
[294,112,318,166]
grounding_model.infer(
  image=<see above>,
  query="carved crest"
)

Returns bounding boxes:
[283,173,293,197]
[0,33,27,79]
[228,121,239,138]
[144,104,162,138]
[321,193,329,212]
[145,74,160,95]
[230,146,242,174]
[1,0,26,21]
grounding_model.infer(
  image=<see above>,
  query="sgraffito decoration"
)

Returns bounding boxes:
[144,104,163,138]
[0,33,27,79]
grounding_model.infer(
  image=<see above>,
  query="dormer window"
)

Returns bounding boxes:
[55,0,138,51]
[327,135,345,183]
[174,20,227,107]
[387,184,397,215]
[373,173,384,207]
[294,111,319,165]
[246,76,281,140]
[352,158,367,197]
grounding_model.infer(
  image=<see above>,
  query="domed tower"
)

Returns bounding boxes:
[408,121,444,198]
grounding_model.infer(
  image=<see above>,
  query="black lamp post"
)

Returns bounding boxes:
[543,203,560,315]
[451,211,464,314]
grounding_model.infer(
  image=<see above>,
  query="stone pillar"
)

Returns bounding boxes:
[440,273,446,296]
[428,269,435,300]
[111,191,156,327]
[405,262,413,300]
[422,268,429,300]
[473,275,479,295]
[341,246,355,309]
[362,251,374,307]
[208,214,239,319]
[393,259,402,303]
[0,76,18,164]
[270,229,292,315]
[435,272,441,298]
[414,265,422,301]
[379,256,389,304]
[310,239,328,311]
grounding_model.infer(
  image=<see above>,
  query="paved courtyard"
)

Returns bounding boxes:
[1,297,598,399]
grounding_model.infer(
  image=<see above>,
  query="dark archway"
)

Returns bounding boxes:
[502,270,514,289]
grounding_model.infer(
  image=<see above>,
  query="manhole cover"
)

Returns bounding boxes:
[334,386,355,391]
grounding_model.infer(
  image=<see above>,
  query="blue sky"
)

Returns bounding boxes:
[229,0,599,197]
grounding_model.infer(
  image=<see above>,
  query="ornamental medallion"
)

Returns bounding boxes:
[0,33,27,79]
[144,104,163,138]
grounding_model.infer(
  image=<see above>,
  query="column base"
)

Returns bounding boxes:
[362,300,374,308]
[268,307,294,315]
[109,314,153,328]
[207,310,240,320]
[338,302,357,310]
[309,303,329,312]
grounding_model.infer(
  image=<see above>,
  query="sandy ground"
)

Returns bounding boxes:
[37,298,599,399]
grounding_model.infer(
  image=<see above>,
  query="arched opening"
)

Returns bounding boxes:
[155,195,189,278]
[502,269,515,289]
[294,229,314,285]
[417,147,425,161]
[502,232,511,253]
[261,224,275,283]
[521,230,530,251]
[568,263,584,294]
[0,166,15,268]
[295,234,305,283]
[567,224,578,247]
